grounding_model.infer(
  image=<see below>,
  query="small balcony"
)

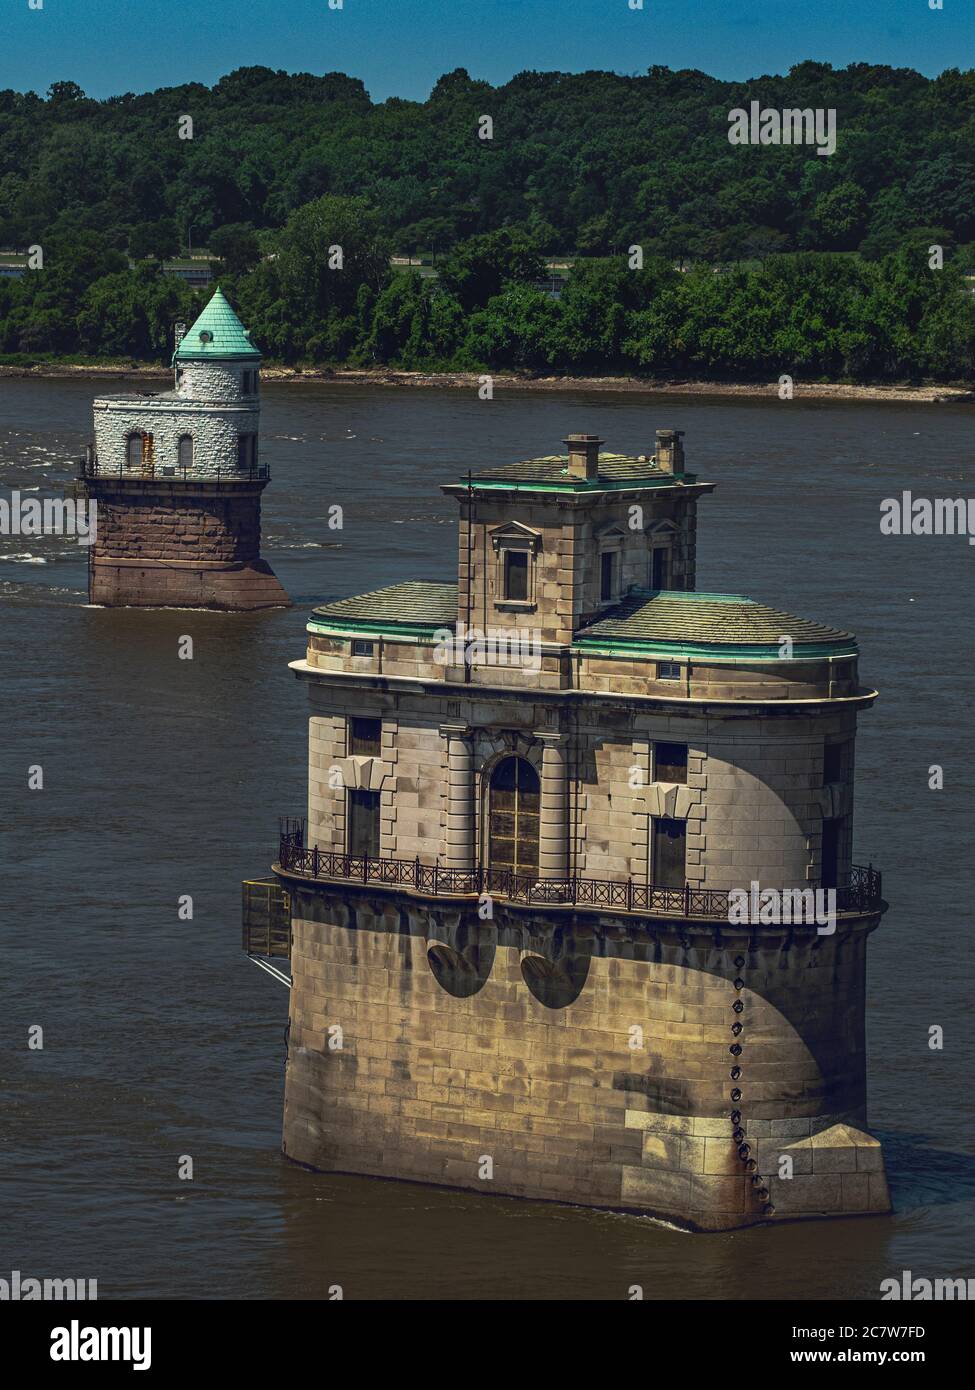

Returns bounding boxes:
[77,449,270,484]
[242,876,292,959]
[272,823,883,922]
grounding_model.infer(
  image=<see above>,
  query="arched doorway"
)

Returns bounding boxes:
[488,756,540,876]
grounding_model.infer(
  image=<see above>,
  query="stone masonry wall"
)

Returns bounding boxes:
[89,486,262,563]
[174,360,258,403]
[300,683,858,895]
[282,889,888,1230]
[456,489,700,647]
[93,397,259,478]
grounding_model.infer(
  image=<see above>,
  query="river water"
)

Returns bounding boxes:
[0,376,972,1300]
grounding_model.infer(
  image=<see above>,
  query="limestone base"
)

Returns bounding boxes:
[89,556,290,610]
[620,1114,890,1231]
[280,882,890,1232]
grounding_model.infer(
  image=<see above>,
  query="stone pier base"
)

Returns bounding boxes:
[280,880,890,1231]
[621,1113,890,1231]
[89,555,289,610]
[82,475,290,610]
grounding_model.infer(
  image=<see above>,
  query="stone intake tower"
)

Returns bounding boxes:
[80,288,289,610]
[246,429,890,1231]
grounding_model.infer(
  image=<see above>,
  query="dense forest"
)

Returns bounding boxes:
[2,63,975,380]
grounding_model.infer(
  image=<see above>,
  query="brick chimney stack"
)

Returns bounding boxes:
[654,429,685,474]
[564,433,604,480]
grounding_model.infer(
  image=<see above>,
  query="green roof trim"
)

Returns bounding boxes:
[573,638,859,660]
[173,288,261,362]
[467,473,698,494]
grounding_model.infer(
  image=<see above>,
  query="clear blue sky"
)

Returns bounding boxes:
[0,0,969,102]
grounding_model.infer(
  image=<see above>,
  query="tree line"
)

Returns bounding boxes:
[1,62,975,380]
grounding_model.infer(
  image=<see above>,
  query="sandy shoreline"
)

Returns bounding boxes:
[1,361,971,403]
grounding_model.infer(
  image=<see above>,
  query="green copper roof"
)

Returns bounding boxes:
[307,583,856,662]
[173,288,261,362]
[466,451,691,493]
[310,582,458,635]
[574,590,857,659]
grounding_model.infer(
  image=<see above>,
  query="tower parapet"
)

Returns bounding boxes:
[80,289,288,609]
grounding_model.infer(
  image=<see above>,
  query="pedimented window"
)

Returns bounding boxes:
[490,522,540,608]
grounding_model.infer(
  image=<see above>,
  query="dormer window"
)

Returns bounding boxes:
[595,524,624,605]
[490,522,541,609]
[600,550,617,602]
[647,520,677,591]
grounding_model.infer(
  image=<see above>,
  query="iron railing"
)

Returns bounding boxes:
[78,454,270,483]
[276,824,882,919]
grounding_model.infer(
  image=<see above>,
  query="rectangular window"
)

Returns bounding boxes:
[503,549,529,602]
[657,661,681,681]
[237,434,256,469]
[654,742,688,784]
[348,789,380,859]
[349,716,382,757]
[821,817,841,890]
[651,547,670,590]
[600,549,617,602]
[653,817,687,889]
[823,742,844,784]
[351,640,374,658]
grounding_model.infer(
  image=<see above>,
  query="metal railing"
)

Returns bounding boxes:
[78,453,270,483]
[276,825,882,919]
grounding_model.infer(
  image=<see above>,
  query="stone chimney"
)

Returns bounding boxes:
[654,429,685,474]
[564,433,604,480]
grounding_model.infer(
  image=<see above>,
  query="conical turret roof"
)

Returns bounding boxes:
[173,287,261,362]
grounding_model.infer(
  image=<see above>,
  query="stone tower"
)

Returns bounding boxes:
[246,429,889,1231]
[80,288,289,609]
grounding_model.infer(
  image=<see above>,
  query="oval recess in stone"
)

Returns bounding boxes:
[520,950,590,1009]
[426,941,488,998]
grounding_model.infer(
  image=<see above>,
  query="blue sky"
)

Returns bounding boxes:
[0,0,969,101]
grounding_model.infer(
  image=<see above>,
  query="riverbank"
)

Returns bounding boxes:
[0,359,971,403]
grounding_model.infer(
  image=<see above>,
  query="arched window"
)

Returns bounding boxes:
[126,434,143,470]
[488,756,540,875]
[178,435,193,471]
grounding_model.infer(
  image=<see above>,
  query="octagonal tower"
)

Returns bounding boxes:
[80,288,289,610]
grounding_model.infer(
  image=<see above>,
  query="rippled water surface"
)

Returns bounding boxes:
[0,377,972,1299]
